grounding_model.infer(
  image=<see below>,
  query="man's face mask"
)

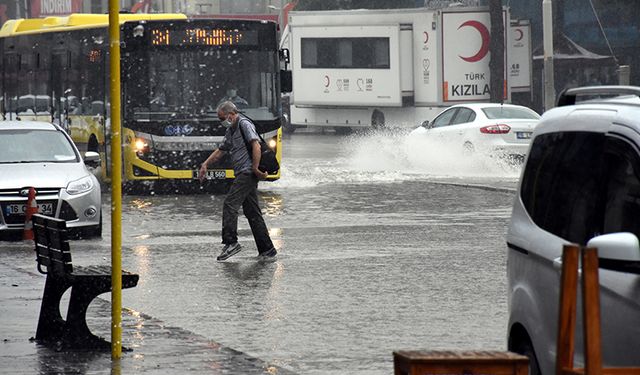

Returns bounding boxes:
[220,115,233,128]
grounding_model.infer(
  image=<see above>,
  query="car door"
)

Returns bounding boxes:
[508,129,608,375]
[447,107,477,146]
[427,107,458,142]
[594,133,640,367]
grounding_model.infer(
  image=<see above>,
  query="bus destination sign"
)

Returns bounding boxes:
[151,28,258,46]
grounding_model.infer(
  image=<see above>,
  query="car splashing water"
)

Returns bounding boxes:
[271,130,521,190]
[347,130,522,179]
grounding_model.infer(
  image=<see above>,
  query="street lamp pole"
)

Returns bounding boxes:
[543,0,555,110]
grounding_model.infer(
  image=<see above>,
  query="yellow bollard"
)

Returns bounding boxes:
[108,0,123,360]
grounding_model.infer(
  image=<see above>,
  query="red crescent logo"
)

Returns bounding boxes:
[514,28,524,41]
[457,20,490,63]
[423,31,429,44]
[324,75,330,87]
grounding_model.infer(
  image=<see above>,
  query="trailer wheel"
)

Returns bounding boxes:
[371,110,385,129]
[334,127,352,135]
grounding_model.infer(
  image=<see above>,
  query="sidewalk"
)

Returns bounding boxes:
[0,261,295,374]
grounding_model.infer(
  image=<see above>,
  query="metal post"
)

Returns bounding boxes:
[543,0,555,111]
[108,0,123,360]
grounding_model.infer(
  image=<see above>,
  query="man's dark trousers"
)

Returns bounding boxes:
[222,171,275,254]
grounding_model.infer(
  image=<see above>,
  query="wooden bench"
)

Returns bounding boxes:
[393,350,529,375]
[32,214,139,350]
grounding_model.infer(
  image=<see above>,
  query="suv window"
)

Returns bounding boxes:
[520,132,606,244]
[602,137,640,238]
[522,131,640,245]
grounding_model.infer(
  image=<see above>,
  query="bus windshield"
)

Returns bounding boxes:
[125,49,278,121]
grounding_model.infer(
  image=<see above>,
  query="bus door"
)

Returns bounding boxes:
[2,53,19,120]
[98,49,109,178]
[51,50,70,133]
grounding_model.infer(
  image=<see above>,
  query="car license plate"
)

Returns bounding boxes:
[516,131,532,139]
[195,170,226,180]
[5,203,54,216]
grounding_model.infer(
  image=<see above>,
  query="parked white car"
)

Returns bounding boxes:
[0,121,102,238]
[507,86,640,374]
[410,103,540,161]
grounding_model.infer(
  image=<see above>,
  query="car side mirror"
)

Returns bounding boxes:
[84,151,101,166]
[587,232,640,261]
[421,120,430,128]
[587,233,640,274]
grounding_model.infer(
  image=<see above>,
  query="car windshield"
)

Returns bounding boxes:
[0,129,78,163]
[482,107,540,120]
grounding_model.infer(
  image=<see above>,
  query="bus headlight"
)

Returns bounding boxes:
[133,137,151,156]
[268,138,277,150]
[134,139,148,152]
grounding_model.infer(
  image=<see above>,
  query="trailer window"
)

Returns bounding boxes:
[301,37,389,69]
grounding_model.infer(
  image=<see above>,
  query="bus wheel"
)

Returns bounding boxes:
[334,127,352,135]
[88,135,100,152]
[371,110,385,129]
[283,123,296,134]
[282,113,296,134]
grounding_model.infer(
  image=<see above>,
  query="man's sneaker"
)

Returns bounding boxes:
[217,243,242,261]
[257,248,277,261]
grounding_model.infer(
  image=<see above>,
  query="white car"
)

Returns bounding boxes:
[0,121,102,238]
[507,86,640,374]
[411,103,540,161]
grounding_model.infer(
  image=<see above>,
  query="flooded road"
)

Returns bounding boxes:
[3,131,522,374]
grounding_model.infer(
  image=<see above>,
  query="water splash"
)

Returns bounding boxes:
[270,131,521,189]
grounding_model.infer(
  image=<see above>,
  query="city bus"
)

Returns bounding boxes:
[0,13,288,191]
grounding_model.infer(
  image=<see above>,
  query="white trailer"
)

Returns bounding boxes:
[282,7,524,132]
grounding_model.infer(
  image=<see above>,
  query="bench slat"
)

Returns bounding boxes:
[33,214,73,275]
[36,244,71,262]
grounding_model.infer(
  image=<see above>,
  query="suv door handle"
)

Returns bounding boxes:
[553,257,563,271]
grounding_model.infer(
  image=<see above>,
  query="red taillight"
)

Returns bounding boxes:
[480,124,511,134]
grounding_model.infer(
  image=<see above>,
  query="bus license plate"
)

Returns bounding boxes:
[196,170,226,180]
[516,131,532,139]
[5,203,54,216]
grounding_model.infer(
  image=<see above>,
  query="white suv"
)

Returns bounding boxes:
[507,86,640,375]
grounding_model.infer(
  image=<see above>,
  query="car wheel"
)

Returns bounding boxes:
[512,338,542,375]
[463,141,475,156]
[84,210,102,238]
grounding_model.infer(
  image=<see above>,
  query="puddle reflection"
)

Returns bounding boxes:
[220,261,276,282]
[259,191,284,217]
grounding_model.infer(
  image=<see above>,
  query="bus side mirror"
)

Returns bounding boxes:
[279,48,290,68]
[280,70,292,93]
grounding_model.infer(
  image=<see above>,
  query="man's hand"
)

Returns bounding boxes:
[198,163,208,182]
[253,168,268,180]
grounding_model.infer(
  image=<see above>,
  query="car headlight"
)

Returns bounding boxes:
[66,176,94,195]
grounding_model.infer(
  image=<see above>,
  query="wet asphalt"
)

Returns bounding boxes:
[1,130,521,374]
